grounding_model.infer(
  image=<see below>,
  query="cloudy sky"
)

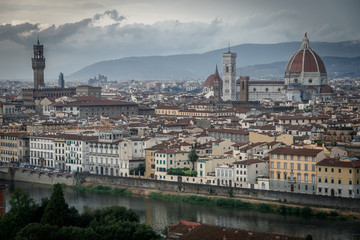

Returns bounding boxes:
[0,0,359,80]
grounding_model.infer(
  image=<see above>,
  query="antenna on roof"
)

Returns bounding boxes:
[228,42,231,53]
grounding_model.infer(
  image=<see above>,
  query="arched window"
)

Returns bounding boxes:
[253,88,256,92]
[265,88,269,92]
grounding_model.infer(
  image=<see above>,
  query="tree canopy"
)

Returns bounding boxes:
[0,185,161,240]
[188,149,199,170]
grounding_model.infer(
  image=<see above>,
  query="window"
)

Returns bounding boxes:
[338,178,342,184]
[331,178,334,184]
[318,167,321,172]
[277,162,280,169]
[277,154,280,159]
[304,164,308,171]
[338,169,341,173]
[284,155,287,160]
[318,187,322,193]
[349,179,352,185]
[308,79,312,83]
[305,156,308,161]
[349,169,352,174]
[291,163,294,170]
[331,168,334,173]
[284,163,287,170]
[318,177,321,183]
[324,178,328,183]
[338,189,342,195]
[297,156,301,160]
[290,155,294,160]
[284,172,287,180]
[271,162,274,168]
[325,168,328,172]
[297,164,301,170]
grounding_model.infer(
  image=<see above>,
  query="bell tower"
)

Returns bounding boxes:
[32,38,45,89]
[222,45,236,101]
[213,65,222,103]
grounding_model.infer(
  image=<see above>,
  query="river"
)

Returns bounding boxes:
[1,180,360,240]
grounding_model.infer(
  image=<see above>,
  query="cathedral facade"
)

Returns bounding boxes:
[203,33,333,103]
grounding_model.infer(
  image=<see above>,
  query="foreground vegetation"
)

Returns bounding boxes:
[0,184,160,240]
[149,192,356,221]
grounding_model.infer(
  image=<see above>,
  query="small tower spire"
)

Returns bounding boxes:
[228,42,230,53]
[37,35,40,45]
[215,65,219,77]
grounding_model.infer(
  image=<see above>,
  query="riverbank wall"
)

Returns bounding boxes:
[0,167,76,186]
[1,167,359,211]
[80,173,360,212]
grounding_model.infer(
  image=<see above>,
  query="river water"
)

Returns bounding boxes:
[1,180,360,240]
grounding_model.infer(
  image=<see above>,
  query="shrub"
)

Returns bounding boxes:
[277,205,287,215]
[301,207,314,218]
[257,203,271,212]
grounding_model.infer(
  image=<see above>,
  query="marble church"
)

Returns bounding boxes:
[204,33,333,102]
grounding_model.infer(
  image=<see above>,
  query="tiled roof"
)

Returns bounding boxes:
[269,147,322,156]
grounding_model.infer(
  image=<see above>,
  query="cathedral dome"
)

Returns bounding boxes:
[285,33,326,76]
[204,74,223,87]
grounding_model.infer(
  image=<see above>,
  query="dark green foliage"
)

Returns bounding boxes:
[301,207,314,218]
[315,211,329,219]
[188,149,199,170]
[41,183,69,226]
[14,223,58,240]
[130,163,145,176]
[228,188,234,197]
[93,221,160,240]
[167,168,197,176]
[1,185,160,240]
[277,205,287,215]
[54,226,98,240]
[329,211,339,217]
[71,185,131,196]
[0,188,39,240]
[257,203,271,212]
[289,207,301,216]
[305,234,313,240]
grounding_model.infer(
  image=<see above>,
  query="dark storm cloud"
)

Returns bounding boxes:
[93,9,126,23]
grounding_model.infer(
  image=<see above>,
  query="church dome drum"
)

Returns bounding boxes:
[285,33,327,86]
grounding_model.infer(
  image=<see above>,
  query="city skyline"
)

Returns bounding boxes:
[0,0,359,79]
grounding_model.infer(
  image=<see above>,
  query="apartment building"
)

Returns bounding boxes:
[0,133,29,163]
[316,157,360,198]
[269,147,325,194]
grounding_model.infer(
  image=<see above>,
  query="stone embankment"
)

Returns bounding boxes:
[1,167,359,212]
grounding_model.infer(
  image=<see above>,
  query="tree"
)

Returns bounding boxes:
[0,188,39,240]
[188,149,199,171]
[41,183,72,226]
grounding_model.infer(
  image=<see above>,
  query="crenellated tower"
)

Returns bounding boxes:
[32,38,45,89]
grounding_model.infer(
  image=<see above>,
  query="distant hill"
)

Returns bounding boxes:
[70,40,360,81]
[240,56,360,79]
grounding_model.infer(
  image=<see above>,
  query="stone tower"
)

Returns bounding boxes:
[32,38,45,89]
[239,76,249,101]
[213,65,222,103]
[58,72,65,88]
[222,47,236,101]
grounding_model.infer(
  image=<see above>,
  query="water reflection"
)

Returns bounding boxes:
[2,181,359,240]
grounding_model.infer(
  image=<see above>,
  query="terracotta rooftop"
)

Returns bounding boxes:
[269,147,322,156]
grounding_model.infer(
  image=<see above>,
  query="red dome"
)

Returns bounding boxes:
[204,74,223,87]
[285,34,326,75]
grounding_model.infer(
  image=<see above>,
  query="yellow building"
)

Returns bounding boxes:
[316,157,360,198]
[269,147,325,194]
[0,133,29,163]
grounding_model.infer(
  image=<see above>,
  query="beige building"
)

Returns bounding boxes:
[316,157,360,198]
[269,147,325,194]
[0,133,29,163]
